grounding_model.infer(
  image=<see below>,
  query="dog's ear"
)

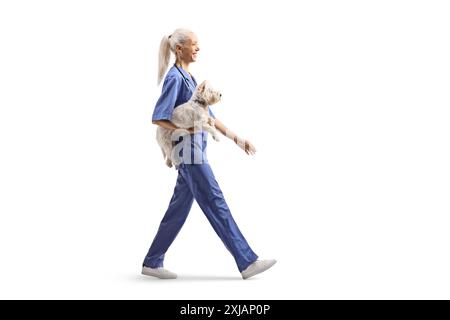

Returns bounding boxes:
[198,81,206,93]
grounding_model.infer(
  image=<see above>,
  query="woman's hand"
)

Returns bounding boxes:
[212,118,256,155]
[187,127,196,134]
[234,137,256,155]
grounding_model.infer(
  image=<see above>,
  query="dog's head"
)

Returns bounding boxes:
[194,80,222,105]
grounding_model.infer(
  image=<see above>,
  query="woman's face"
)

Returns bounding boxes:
[177,33,200,63]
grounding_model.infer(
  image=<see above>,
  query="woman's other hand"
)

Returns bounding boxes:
[234,137,256,155]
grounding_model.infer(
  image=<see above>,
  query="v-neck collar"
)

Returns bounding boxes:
[174,64,197,86]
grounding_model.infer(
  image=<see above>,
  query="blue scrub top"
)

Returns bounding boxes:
[152,65,216,166]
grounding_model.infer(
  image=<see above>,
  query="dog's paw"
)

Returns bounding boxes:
[172,158,182,167]
[212,134,220,142]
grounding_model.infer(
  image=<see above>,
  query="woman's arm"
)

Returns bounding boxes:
[152,119,179,130]
[152,120,195,133]
[214,118,256,155]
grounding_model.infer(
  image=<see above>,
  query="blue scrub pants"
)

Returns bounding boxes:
[143,162,258,272]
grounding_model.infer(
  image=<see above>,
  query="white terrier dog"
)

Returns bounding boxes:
[156,80,222,168]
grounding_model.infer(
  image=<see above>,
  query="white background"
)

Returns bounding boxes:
[0,0,449,299]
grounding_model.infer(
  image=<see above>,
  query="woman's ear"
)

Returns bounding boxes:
[176,44,183,55]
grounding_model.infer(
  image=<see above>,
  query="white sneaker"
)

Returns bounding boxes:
[142,266,177,279]
[241,259,277,280]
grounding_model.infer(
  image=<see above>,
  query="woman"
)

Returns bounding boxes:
[143,28,276,279]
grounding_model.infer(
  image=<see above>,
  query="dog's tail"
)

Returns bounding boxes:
[160,147,173,167]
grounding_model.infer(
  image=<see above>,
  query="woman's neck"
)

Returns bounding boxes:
[175,60,190,73]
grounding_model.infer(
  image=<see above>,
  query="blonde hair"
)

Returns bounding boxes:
[157,28,194,85]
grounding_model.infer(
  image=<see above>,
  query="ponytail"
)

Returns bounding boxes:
[157,35,171,85]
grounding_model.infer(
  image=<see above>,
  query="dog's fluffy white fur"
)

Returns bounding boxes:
[156,80,221,168]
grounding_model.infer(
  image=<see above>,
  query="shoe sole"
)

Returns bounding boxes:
[242,260,277,280]
[141,268,177,279]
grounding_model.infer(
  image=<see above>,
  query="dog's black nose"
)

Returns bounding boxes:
[219,93,222,97]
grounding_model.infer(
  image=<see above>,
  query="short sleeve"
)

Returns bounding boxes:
[208,107,216,119]
[152,76,182,121]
